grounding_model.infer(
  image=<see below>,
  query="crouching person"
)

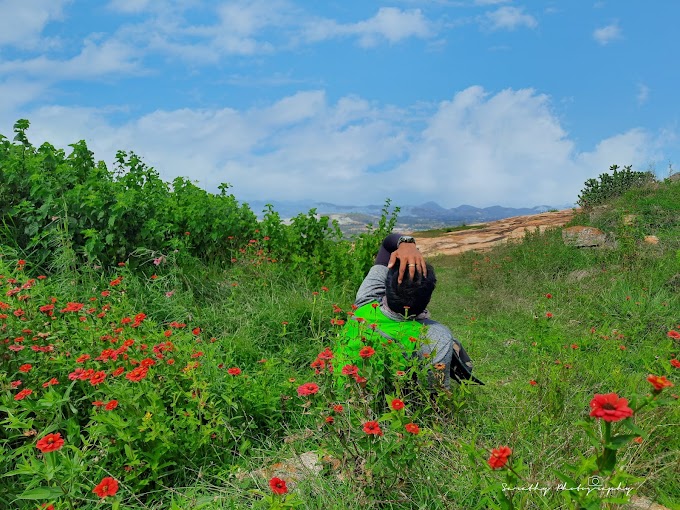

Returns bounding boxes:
[334,233,482,390]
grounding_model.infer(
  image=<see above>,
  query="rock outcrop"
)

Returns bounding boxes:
[412,209,576,257]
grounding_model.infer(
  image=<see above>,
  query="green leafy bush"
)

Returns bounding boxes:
[577,165,655,208]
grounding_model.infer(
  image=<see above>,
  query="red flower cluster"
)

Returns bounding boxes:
[125,366,149,382]
[269,477,288,495]
[647,374,674,391]
[589,393,634,422]
[488,446,512,469]
[341,364,358,376]
[297,382,319,396]
[36,432,65,453]
[42,378,59,388]
[359,346,376,359]
[60,302,84,313]
[390,398,405,411]
[92,477,119,498]
[14,388,32,400]
[363,421,383,436]
[405,423,420,435]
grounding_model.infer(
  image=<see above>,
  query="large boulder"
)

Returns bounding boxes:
[562,226,609,248]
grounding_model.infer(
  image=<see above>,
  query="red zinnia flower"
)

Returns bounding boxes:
[105,400,119,411]
[92,477,119,498]
[269,477,288,495]
[341,364,358,376]
[317,347,334,360]
[589,393,634,422]
[529,380,537,386]
[42,378,59,388]
[14,388,32,400]
[647,374,674,391]
[359,346,375,359]
[488,446,512,469]
[60,302,84,313]
[363,421,383,436]
[405,423,420,435]
[332,404,344,413]
[390,398,405,411]
[325,416,334,424]
[297,382,319,396]
[125,366,149,382]
[668,330,680,340]
[19,364,32,373]
[670,359,680,369]
[89,371,107,386]
[36,432,65,453]
[227,367,241,376]
[545,312,553,318]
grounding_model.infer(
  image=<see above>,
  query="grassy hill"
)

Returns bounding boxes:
[1,171,678,509]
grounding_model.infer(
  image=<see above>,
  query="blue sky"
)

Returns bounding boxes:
[0,1,678,209]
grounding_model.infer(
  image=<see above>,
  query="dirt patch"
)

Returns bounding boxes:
[412,209,576,257]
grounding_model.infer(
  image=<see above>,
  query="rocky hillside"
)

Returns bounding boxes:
[412,209,576,256]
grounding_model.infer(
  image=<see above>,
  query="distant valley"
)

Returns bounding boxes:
[248,199,574,235]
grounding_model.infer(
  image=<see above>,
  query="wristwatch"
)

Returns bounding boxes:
[397,235,416,246]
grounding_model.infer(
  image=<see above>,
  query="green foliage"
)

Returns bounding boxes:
[0,120,396,288]
[577,164,655,208]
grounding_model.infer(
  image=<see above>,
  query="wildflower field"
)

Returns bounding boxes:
[1,122,679,509]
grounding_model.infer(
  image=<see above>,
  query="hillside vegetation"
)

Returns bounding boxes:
[1,123,679,509]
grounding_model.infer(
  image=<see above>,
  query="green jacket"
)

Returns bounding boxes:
[334,300,429,375]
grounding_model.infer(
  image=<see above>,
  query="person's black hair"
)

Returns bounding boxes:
[385,260,436,317]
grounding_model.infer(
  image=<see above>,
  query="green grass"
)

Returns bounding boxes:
[413,224,489,238]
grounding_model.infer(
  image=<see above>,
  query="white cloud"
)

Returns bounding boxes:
[1,87,668,209]
[637,84,650,105]
[474,0,510,5]
[577,129,659,173]
[304,7,433,47]
[484,6,537,31]
[593,22,622,45]
[0,79,48,114]
[108,0,152,13]
[0,0,70,48]
[0,38,141,79]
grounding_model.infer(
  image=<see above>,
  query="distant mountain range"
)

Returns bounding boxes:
[247,199,574,234]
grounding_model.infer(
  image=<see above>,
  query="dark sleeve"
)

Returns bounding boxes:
[374,233,403,266]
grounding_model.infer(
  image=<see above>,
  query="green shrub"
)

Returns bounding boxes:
[577,164,655,208]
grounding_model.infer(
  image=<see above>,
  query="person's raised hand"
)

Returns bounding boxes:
[387,242,426,284]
